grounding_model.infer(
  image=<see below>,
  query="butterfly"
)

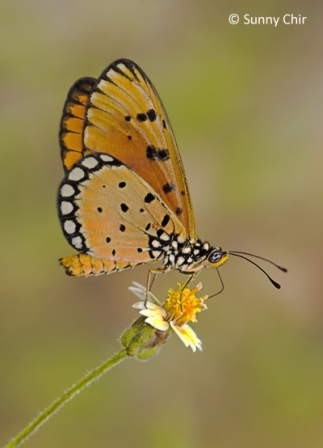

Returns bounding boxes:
[57,59,286,289]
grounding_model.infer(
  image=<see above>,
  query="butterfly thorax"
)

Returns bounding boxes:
[148,232,226,273]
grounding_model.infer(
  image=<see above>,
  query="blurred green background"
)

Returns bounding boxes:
[1,1,322,447]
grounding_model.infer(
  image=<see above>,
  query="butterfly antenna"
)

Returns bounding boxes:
[227,252,286,289]
[228,251,288,273]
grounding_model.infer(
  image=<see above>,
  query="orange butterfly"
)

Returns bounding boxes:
[58,59,286,288]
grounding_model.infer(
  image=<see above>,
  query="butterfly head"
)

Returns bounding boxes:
[206,247,229,269]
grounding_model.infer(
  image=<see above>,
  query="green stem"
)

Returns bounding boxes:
[4,349,128,448]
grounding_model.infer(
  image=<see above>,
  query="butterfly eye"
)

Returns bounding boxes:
[208,248,224,265]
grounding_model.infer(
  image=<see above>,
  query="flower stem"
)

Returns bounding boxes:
[4,349,128,448]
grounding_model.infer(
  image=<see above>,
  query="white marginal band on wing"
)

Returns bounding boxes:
[60,201,74,215]
[64,220,76,234]
[60,184,75,197]
[81,156,99,169]
[68,167,85,182]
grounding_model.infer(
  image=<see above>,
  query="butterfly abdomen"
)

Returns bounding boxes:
[59,254,141,277]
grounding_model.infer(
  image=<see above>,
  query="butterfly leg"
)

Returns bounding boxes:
[176,272,198,311]
[145,269,198,308]
[145,267,171,306]
[179,272,197,291]
[207,268,225,298]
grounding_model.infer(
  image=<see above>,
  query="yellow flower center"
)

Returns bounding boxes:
[163,283,207,326]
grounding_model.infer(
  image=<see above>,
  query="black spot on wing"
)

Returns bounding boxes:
[125,116,131,121]
[119,224,126,232]
[144,193,155,203]
[163,183,175,194]
[146,145,169,162]
[161,214,170,227]
[146,145,157,160]
[137,113,147,122]
[120,203,129,212]
[157,149,169,161]
[176,207,183,215]
[147,109,157,121]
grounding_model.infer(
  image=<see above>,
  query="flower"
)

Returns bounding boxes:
[129,282,208,352]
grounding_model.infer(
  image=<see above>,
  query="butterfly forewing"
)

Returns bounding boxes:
[59,77,96,171]
[83,59,196,239]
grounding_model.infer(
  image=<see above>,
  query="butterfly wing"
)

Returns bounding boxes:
[83,59,197,240]
[59,77,96,171]
[58,153,186,276]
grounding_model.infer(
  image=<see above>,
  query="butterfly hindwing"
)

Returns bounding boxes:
[59,77,96,171]
[58,153,186,273]
[83,59,196,239]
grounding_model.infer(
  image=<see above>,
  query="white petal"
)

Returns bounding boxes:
[139,304,166,318]
[132,301,146,310]
[140,309,156,318]
[170,322,202,352]
[145,316,169,331]
[128,282,160,304]
[128,283,146,300]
